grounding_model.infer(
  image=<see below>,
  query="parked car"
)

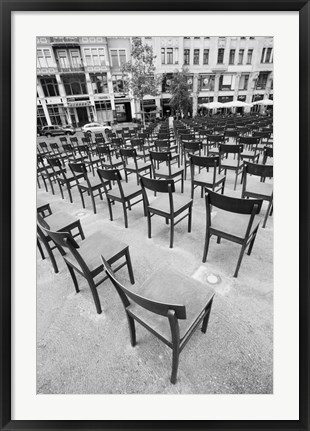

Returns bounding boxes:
[82,122,112,135]
[41,125,76,138]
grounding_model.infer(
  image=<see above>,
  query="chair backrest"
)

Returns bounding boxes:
[183,141,202,154]
[140,175,175,194]
[190,154,220,169]
[63,143,74,153]
[101,256,186,319]
[207,134,226,143]
[39,142,48,150]
[149,150,173,173]
[70,137,78,145]
[130,138,144,148]
[263,146,273,159]
[243,161,273,179]
[253,131,271,139]
[238,137,260,147]
[50,142,60,152]
[206,189,262,215]
[69,162,88,183]
[97,168,123,196]
[59,137,67,144]
[219,143,243,154]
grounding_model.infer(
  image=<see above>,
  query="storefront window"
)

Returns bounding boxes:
[47,105,67,125]
[112,75,124,93]
[219,74,235,91]
[239,74,249,90]
[62,75,87,95]
[90,73,108,94]
[256,72,269,90]
[162,73,174,93]
[40,77,59,97]
[199,74,215,91]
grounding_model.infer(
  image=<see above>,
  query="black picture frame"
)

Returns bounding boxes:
[1,1,309,430]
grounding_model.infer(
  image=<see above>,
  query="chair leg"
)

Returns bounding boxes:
[125,247,135,284]
[147,212,152,239]
[107,198,114,221]
[68,185,73,204]
[87,277,102,314]
[170,342,180,384]
[77,220,85,240]
[181,172,184,193]
[37,239,45,260]
[234,244,247,278]
[66,264,80,293]
[122,202,128,228]
[234,171,238,190]
[59,183,64,200]
[263,200,273,228]
[202,231,211,263]
[201,299,213,333]
[45,242,59,274]
[191,184,194,199]
[170,217,174,248]
[217,236,221,244]
[90,190,97,214]
[188,205,192,233]
[79,189,85,209]
[166,217,169,224]
[126,312,136,347]
[247,227,259,256]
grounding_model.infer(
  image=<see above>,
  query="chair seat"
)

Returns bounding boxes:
[108,182,142,199]
[64,231,128,274]
[154,165,184,177]
[220,158,243,169]
[194,171,225,186]
[78,176,103,189]
[241,150,257,157]
[211,208,261,238]
[245,178,273,198]
[127,270,214,343]
[126,161,151,171]
[149,193,192,215]
[44,212,79,233]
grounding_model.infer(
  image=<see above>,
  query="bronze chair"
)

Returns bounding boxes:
[202,190,263,277]
[241,162,273,228]
[37,205,84,274]
[97,168,145,228]
[190,155,226,199]
[38,217,135,314]
[140,176,193,248]
[101,255,215,384]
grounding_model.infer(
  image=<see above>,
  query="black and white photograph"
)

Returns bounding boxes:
[36,35,274,395]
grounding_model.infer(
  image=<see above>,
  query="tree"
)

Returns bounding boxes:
[121,37,161,126]
[167,67,193,119]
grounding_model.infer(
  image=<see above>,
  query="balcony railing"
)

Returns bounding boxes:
[58,65,85,73]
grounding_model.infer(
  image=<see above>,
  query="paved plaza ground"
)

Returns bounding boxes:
[37,131,273,394]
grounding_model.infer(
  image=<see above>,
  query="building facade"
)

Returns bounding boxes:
[37,36,273,127]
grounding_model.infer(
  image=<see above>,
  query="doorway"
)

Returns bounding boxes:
[76,107,89,126]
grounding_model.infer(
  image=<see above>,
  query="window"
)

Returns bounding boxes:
[47,105,66,125]
[240,37,246,40]
[161,48,165,64]
[83,47,105,66]
[261,48,266,63]
[249,37,255,40]
[162,73,173,93]
[184,49,190,65]
[256,72,269,90]
[174,48,179,64]
[167,48,173,64]
[261,47,273,63]
[194,37,200,39]
[110,49,126,67]
[193,49,200,65]
[229,49,235,65]
[37,48,54,68]
[184,37,190,39]
[95,100,112,110]
[265,48,272,63]
[62,75,87,95]
[199,74,215,91]
[203,49,209,64]
[37,106,48,128]
[187,76,193,90]
[239,74,249,90]
[238,49,244,64]
[90,73,108,94]
[40,77,59,97]
[217,49,224,64]
[70,50,82,69]
[246,49,253,64]
[219,74,235,91]
[112,75,124,93]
